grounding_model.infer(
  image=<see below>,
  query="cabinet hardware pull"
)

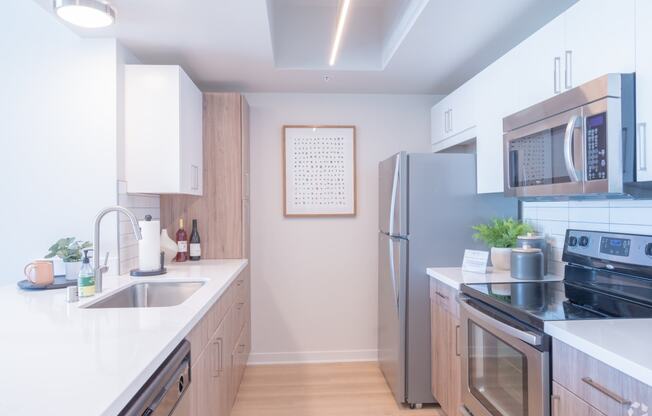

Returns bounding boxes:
[554,57,561,94]
[564,50,572,89]
[455,324,461,357]
[238,343,246,353]
[639,123,648,171]
[551,395,560,416]
[237,302,245,310]
[581,377,631,405]
[449,109,453,133]
[443,111,448,134]
[212,338,224,377]
[435,292,448,300]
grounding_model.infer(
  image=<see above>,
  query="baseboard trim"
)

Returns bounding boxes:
[247,349,378,365]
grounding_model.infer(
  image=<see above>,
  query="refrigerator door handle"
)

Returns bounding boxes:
[388,154,400,236]
[388,238,399,310]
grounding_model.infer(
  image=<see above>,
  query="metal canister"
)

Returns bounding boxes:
[510,246,544,280]
[517,233,548,274]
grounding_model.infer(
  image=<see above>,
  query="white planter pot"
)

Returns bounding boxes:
[491,247,512,270]
[64,261,82,281]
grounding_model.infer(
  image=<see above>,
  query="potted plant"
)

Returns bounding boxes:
[45,237,93,280]
[472,218,533,270]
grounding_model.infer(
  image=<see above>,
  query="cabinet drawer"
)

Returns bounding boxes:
[552,381,605,416]
[434,280,459,319]
[553,339,651,416]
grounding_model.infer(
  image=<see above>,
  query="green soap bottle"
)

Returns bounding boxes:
[78,249,95,298]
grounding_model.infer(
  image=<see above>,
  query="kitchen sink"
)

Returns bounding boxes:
[83,281,205,309]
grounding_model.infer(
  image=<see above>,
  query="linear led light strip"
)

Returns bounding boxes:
[329,0,352,66]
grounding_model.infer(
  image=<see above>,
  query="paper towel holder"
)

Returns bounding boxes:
[130,252,167,277]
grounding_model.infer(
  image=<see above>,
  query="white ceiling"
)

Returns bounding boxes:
[35,0,577,93]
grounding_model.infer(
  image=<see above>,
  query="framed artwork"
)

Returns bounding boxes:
[283,125,356,217]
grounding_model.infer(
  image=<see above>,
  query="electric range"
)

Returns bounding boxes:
[458,229,652,416]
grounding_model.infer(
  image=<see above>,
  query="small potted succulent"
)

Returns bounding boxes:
[472,218,533,270]
[45,237,93,280]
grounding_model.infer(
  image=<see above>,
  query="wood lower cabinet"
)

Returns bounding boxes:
[553,339,652,416]
[187,266,251,416]
[430,279,462,416]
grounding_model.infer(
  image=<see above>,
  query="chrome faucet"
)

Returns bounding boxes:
[93,206,142,293]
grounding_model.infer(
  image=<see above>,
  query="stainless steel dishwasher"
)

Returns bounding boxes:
[120,340,191,416]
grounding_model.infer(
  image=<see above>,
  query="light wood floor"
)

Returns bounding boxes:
[231,362,442,416]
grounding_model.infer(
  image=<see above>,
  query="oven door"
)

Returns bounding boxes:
[460,299,550,416]
[503,107,585,198]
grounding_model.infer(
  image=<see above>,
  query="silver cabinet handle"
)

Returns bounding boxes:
[639,123,647,171]
[449,109,453,133]
[191,165,199,190]
[435,291,448,300]
[459,406,473,416]
[554,57,561,94]
[564,50,573,89]
[443,110,448,134]
[455,324,460,357]
[551,394,560,416]
[460,300,542,346]
[212,338,223,377]
[563,115,582,182]
[581,377,631,405]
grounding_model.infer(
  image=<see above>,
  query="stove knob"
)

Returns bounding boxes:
[579,236,589,247]
[568,236,578,247]
[646,243,652,257]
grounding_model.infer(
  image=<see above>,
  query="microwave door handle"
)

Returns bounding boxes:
[460,300,542,346]
[564,115,581,182]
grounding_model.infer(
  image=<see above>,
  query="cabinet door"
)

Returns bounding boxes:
[445,312,462,416]
[448,78,476,138]
[636,0,652,181]
[552,382,606,416]
[430,300,448,407]
[210,316,230,416]
[179,67,204,196]
[190,349,215,416]
[516,13,566,106]
[431,97,450,145]
[563,0,635,90]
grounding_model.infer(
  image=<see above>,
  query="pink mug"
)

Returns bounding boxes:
[24,260,54,285]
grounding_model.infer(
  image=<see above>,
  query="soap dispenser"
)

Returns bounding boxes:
[78,249,95,298]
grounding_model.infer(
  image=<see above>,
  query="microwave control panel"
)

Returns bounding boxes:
[586,112,607,181]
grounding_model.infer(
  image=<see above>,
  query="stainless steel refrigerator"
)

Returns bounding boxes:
[378,152,517,407]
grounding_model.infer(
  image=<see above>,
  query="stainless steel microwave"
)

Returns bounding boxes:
[503,74,636,199]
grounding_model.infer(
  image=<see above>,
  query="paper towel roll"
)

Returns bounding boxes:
[138,219,161,272]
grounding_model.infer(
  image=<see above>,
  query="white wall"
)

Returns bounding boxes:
[246,93,439,363]
[0,2,121,282]
[522,199,652,276]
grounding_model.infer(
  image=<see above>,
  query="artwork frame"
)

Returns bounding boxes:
[283,125,357,217]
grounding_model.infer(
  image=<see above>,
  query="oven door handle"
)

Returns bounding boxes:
[460,300,542,346]
[564,114,582,182]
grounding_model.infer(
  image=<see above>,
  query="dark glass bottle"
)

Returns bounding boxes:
[175,218,188,262]
[189,219,201,261]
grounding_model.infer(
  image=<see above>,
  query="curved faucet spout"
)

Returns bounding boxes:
[93,206,143,293]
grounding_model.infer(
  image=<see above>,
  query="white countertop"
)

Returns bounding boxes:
[545,319,652,386]
[426,267,562,290]
[0,259,247,416]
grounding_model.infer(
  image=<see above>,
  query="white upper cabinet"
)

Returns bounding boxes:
[563,0,635,89]
[431,78,477,146]
[636,0,652,181]
[515,13,565,108]
[125,65,203,195]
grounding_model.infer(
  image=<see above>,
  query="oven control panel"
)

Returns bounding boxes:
[564,229,652,267]
[585,113,608,181]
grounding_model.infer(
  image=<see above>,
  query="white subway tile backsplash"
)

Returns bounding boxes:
[116,181,160,274]
[522,199,652,274]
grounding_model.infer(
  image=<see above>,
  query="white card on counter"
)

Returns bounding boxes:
[462,250,489,274]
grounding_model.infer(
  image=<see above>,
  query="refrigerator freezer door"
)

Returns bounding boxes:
[379,152,408,237]
[378,232,408,404]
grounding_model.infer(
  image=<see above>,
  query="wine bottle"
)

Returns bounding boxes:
[175,218,188,262]
[189,219,201,261]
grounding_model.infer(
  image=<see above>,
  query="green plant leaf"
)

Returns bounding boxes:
[472,218,533,248]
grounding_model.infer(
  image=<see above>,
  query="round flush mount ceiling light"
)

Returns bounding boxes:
[54,0,116,28]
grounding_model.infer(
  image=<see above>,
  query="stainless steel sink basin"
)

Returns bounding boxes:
[84,281,205,309]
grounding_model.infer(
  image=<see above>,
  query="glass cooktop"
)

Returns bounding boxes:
[461,277,652,331]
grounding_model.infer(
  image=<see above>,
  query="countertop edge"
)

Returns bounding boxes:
[544,321,652,387]
[426,268,462,290]
[101,259,249,416]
